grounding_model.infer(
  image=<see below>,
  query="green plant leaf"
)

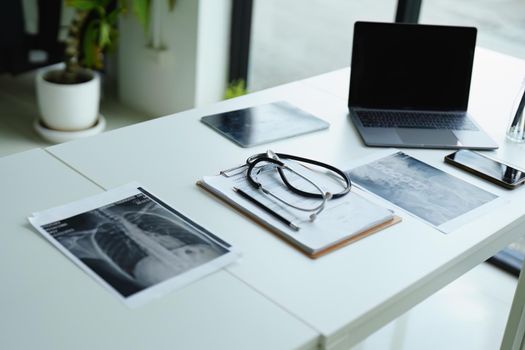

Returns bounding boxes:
[168,0,176,11]
[107,6,121,25]
[107,29,119,54]
[225,80,247,99]
[66,0,98,10]
[132,0,150,30]
[83,21,100,69]
[99,20,111,47]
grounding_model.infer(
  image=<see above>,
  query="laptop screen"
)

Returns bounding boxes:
[348,22,477,111]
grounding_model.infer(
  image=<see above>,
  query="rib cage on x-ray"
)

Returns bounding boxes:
[95,221,148,278]
[40,189,232,299]
[56,201,217,287]
[124,212,207,246]
[92,209,210,281]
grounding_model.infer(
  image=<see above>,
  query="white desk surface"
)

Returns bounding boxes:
[0,149,318,350]
[46,47,525,349]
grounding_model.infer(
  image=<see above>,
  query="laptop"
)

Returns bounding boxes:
[348,21,497,149]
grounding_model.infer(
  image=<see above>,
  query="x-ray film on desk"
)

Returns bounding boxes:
[29,183,239,307]
[346,150,507,233]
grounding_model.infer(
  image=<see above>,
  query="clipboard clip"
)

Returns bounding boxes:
[220,164,248,178]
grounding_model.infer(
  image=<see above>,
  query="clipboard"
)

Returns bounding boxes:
[197,164,401,258]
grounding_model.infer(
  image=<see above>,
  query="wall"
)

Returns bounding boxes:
[118,0,231,117]
[195,0,231,106]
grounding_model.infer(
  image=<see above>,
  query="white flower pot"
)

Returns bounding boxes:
[36,66,101,131]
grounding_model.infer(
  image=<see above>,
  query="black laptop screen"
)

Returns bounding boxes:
[348,22,477,111]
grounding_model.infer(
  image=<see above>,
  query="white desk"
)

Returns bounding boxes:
[0,149,318,350]
[43,47,525,349]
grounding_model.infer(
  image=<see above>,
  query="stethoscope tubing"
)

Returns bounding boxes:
[246,152,351,199]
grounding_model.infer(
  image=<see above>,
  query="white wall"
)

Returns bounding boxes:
[195,0,231,106]
[118,0,231,117]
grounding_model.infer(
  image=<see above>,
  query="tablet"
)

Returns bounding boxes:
[200,101,329,147]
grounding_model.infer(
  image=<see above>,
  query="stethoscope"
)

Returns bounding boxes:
[245,150,352,221]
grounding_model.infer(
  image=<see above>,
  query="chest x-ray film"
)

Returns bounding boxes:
[29,183,239,307]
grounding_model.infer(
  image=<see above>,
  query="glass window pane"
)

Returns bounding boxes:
[420,0,525,59]
[248,0,397,91]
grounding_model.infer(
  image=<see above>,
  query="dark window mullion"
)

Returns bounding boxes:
[228,0,254,85]
[395,0,422,23]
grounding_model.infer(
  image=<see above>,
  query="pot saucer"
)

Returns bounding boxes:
[34,115,106,144]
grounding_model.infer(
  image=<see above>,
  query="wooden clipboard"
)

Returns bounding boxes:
[197,180,401,259]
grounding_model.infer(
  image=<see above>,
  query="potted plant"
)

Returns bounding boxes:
[35,0,153,141]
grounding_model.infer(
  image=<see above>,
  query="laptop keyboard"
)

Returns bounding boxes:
[356,110,478,131]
